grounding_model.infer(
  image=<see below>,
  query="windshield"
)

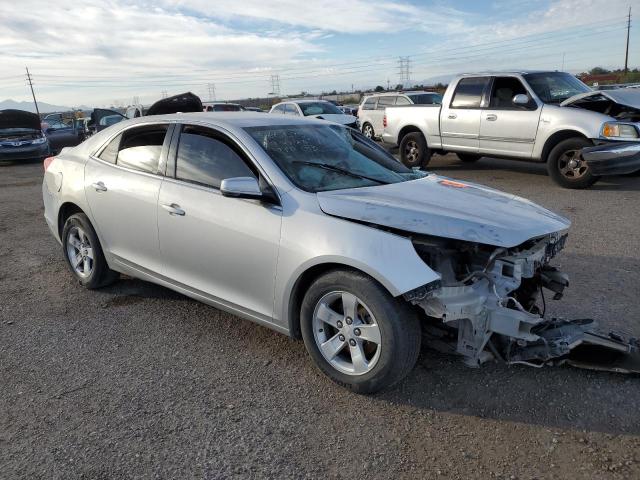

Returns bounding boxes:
[408,93,443,105]
[245,124,426,192]
[524,72,591,104]
[298,102,343,116]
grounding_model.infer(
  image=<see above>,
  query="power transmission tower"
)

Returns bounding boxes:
[161,91,168,99]
[625,7,632,73]
[270,75,281,96]
[25,67,40,117]
[207,83,216,101]
[133,95,140,105]
[398,57,411,88]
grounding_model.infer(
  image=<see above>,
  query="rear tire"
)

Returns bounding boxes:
[546,137,599,189]
[300,269,421,394]
[400,132,431,169]
[62,213,118,289]
[362,123,375,139]
[457,153,481,163]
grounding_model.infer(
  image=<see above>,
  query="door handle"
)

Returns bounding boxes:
[91,181,107,192]
[448,114,457,119]
[486,114,498,121]
[161,203,185,216]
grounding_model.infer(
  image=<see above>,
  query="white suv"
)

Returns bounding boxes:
[358,91,442,139]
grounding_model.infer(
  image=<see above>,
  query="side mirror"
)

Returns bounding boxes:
[220,177,263,199]
[512,94,530,106]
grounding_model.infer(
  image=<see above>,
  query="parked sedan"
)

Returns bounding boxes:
[44,113,629,393]
[0,109,50,162]
[270,100,358,128]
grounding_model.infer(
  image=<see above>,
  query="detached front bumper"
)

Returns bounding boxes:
[582,141,640,176]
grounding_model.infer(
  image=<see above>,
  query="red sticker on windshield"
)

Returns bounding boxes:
[439,179,469,188]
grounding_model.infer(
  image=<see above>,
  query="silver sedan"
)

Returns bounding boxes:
[43,113,597,393]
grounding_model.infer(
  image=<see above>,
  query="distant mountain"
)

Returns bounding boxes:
[0,98,77,113]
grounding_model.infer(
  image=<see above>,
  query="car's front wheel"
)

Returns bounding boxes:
[300,270,421,394]
[62,213,118,289]
[546,137,599,189]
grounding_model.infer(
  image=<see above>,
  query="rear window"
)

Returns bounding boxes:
[376,96,396,110]
[362,98,376,110]
[212,104,242,112]
[450,77,489,108]
[408,93,443,105]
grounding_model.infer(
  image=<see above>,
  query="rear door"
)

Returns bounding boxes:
[479,76,541,158]
[157,124,282,320]
[85,123,172,274]
[440,77,490,152]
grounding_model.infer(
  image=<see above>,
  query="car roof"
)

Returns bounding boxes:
[363,91,438,98]
[459,70,556,76]
[113,112,331,129]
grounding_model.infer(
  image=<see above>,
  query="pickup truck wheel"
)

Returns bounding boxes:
[362,123,374,139]
[547,137,599,189]
[400,132,431,169]
[300,270,421,394]
[457,153,481,163]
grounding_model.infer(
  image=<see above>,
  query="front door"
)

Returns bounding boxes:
[157,124,282,320]
[479,76,542,158]
[440,76,489,152]
[84,123,171,274]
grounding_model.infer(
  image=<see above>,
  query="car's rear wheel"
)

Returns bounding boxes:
[362,123,374,139]
[300,270,421,394]
[400,131,431,169]
[62,213,118,289]
[546,137,599,189]
[457,153,481,163]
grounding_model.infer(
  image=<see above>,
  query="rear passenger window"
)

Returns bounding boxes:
[362,98,376,110]
[395,96,411,105]
[376,96,395,110]
[116,125,168,174]
[451,77,489,109]
[176,126,256,189]
[98,133,121,164]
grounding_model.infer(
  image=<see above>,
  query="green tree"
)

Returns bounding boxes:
[374,85,385,92]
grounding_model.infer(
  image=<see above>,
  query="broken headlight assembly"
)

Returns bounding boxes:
[601,121,639,140]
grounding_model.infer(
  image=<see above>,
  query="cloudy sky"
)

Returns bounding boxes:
[0,0,637,107]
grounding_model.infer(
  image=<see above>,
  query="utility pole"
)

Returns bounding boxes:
[387,78,390,90]
[561,52,565,71]
[25,67,40,117]
[624,6,632,74]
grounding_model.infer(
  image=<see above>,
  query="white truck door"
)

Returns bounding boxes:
[440,77,490,153]
[479,76,542,158]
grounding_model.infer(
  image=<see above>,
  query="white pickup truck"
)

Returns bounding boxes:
[382,71,640,188]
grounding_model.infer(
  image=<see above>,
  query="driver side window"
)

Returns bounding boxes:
[489,77,533,109]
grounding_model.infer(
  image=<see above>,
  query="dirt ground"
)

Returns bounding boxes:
[1,155,639,479]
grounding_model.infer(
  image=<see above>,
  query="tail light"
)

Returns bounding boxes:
[383,114,387,128]
[43,156,55,171]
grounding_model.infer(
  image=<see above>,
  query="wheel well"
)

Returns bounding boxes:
[57,202,84,238]
[398,126,424,145]
[288,263,365,339]
[541,130,588,163]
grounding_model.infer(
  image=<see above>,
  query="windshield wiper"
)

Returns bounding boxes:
[292,161,390,184]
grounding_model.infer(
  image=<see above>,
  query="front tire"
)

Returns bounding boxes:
[546,137,599,189]
[300,270,421,394]
[400,131,431,169]
[62,213,118,289]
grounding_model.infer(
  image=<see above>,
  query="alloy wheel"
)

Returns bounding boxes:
[363,125,373,139]
[312,291,381,376]
[66,226,94,278]
[558,149,588,180]
[404,140,419,164]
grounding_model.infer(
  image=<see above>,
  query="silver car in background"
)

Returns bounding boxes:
[42,113,637,393]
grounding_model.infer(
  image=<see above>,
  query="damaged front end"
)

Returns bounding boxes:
[405,233,640,374]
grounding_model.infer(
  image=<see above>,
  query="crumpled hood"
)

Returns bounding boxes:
[0,109,41,131]
[561,88,640,109]
[317,175,570,247]
[308,113,357,125]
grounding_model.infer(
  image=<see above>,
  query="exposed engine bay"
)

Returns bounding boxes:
[562,88,640,122]
[404,233,640,373]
